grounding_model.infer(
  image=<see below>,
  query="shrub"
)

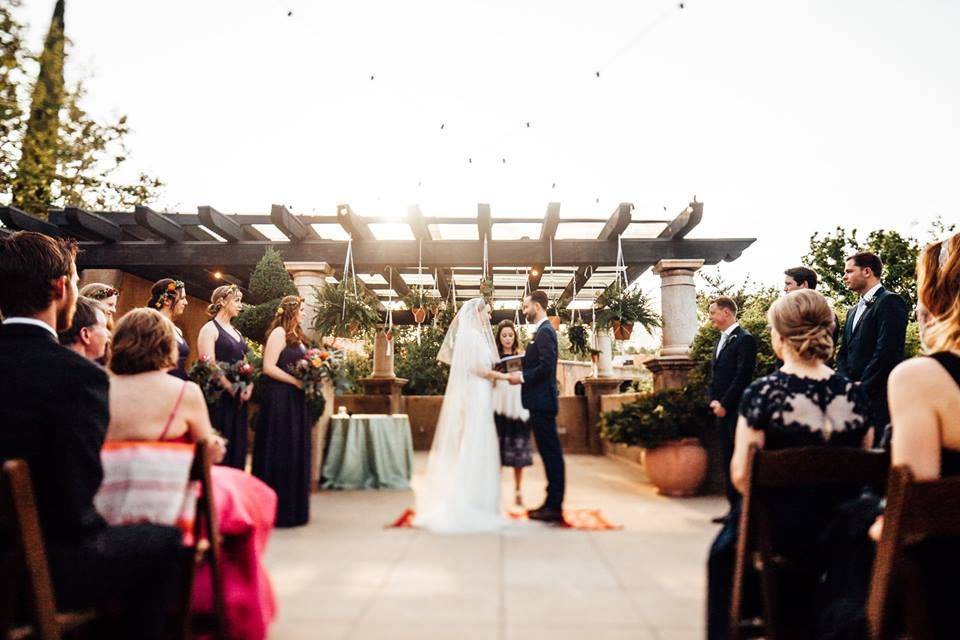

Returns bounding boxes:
[600,387,712,449]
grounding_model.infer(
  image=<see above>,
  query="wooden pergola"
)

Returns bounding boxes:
[0,200,754,324]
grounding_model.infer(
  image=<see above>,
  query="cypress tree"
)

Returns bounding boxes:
[11,0,65,218]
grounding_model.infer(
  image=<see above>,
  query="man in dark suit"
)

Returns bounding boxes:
[0,231,181,639]
[783,266,841,356]
[708,296,757,523]
[836,251,908,433]
[508,289,564,523]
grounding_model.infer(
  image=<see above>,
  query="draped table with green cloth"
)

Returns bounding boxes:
[321,414,415,490]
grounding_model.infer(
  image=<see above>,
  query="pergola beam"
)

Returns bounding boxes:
[134,206,185,242]
[270,204,309,241]
[336,203,375,241]
[556,202,634,307]
[198,205,243,242]
[0,206,64,236]
[63,207,123,242]
[406,205,432,241]
[76,237,754,270]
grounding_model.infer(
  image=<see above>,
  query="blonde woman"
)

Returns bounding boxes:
[197,285,251,469]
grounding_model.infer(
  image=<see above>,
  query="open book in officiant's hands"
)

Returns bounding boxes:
[495,354,524,374]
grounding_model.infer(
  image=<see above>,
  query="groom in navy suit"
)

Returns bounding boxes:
[508,289,565,523]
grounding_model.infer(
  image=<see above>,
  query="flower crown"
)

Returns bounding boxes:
[154,280,185,309]
[276,296,304,316]
[88,286,119,301]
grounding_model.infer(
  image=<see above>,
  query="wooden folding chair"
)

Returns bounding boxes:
[172,440,227,640]
[0,460,98,640]
[867,466,960,640]
[731,445,889,640]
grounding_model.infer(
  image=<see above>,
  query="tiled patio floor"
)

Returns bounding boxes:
[265,453,722,640]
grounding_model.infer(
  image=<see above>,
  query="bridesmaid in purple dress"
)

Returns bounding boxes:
[253,295,311,527]
[198,285,252,469]
[148,278,190,379]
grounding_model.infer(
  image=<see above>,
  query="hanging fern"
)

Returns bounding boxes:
[311,279,380,339]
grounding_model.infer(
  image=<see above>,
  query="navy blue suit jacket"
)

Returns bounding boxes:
[836,286,908,424]
[709,325,758,415]
[521,321,559,414]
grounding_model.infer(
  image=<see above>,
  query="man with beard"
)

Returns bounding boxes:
[0,231,181,639]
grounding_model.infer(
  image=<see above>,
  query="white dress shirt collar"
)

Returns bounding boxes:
[862,282,883,301]
[722,322,740,338]
[2,317,58,339]
[531,316,549,333]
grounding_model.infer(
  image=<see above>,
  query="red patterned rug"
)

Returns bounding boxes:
[389,508,621,531]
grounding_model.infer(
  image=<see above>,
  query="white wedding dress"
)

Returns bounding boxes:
[413,298,504,533]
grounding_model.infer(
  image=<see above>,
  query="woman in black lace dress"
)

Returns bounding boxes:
[707,289,873,640]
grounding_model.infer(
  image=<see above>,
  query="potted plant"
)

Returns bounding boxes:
[311,279,380,338]
[599,387,711,496]
[479,276,495,304]
[403,287,439,324]
[546,298,571,330]
[596,282,660,340]
[567,322,590,357]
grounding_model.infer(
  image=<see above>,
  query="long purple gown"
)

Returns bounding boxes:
[169,331,190,380]
[252,342,310,528]
[209,319,249,469]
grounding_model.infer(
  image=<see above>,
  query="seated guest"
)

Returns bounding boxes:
[783,266,840,356]
[0,231,181,640]
[106,308,226,456]
[147,278,191,379]
[707,289,873,640]
[106,307,277,639]
[887,232,960,479]
[58,296,111,362]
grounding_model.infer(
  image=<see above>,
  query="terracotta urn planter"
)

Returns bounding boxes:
[411,307,427,324]
[611,320,634,340]
[641,438,708,497]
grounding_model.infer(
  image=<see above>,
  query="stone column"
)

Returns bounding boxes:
[595,331,615,378]
[285,261,333,340]
[644,259,704,391]
[285,261,333,491]
[582,377,625,454]
[371,329,395,378]
[361,328,408,414]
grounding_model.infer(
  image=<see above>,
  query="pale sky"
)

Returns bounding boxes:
[16,0,960,309]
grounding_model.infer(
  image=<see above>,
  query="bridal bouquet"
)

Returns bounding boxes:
[288,348,342,421]
[188,355,225,405]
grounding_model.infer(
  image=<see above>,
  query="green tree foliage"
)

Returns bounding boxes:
[802,226,920,309]
[393,325,450,395]
[9,0,63,216]
[1,0,162,217]
[0,0,27,192]
[235,248,298,342]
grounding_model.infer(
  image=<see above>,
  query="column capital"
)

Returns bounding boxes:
[653,259,704,275]
[285,261,334,277]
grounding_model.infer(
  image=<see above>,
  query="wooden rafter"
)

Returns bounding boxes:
[134,206,185,242]
[555,202,634,307]
[198,206,243,242]
[270,204,309,241]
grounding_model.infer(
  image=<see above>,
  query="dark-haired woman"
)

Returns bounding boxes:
[493,319,531,507]
[198,285,251,469]
[252,295,311,527]
[148,278,190,379]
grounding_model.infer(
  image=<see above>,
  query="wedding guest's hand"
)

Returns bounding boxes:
[240,384,253,403]
[220,376,236,397]
[868,515,884,542]
[210,436,227,464]
[507,372,522,386]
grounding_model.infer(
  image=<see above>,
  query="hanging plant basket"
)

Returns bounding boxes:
[611,320,634,341]
[411,307,427,324]
[311,279,380,339]
[548,315,561,330]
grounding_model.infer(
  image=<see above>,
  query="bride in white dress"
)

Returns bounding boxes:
[414,298,505,533]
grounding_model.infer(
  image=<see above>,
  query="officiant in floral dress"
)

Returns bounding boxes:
[493,320,531,507]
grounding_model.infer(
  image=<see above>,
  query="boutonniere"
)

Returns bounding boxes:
[864,296,878,308]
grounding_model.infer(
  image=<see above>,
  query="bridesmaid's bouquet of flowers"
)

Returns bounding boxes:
[288,348,342,421]
[188,355,225,405]
[221,360,256,396]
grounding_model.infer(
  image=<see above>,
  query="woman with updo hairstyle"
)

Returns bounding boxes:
[80,282,120,321]
[252,295,311,527]
[197,284,252,469]
[707,289,874,640]
[147,278,190,379]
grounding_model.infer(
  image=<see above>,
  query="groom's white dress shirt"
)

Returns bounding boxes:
[851,282,883,331]
[2,317,58,339]
[715,322,740,357]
